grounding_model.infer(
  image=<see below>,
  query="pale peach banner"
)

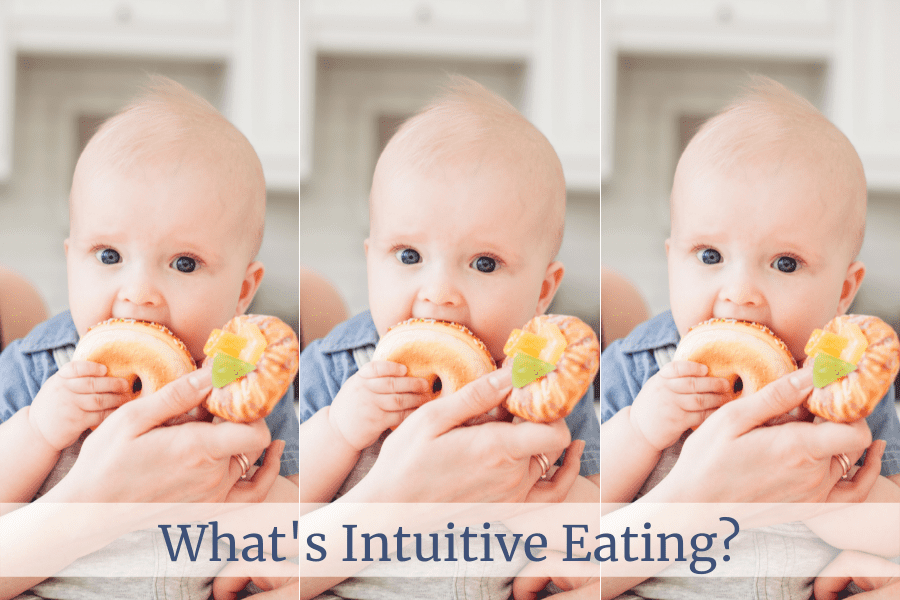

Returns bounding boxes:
[1,502,897,579]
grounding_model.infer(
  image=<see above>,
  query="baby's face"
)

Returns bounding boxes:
[667,160,862,361]
[66,158,260,361]
[366,159,560,362]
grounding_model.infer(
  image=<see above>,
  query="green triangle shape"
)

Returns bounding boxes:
[812,353,856,388]
[512,352,556,388]
[212,352,256,388]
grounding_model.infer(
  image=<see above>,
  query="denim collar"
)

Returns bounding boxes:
[314,310,379,354]
[615,310,681,354]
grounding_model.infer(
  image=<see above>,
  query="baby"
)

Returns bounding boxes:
[298,77,601,598]
[0,77,299,597]
[601,76,900,598]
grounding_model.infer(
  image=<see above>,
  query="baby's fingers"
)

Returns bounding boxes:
[57,359,111,378]
[357,360,411,378]
[665,373,732,396]
[373,392,430,414]
[62,373,131,395]
[659,360,711,378]
[363,373,431,395]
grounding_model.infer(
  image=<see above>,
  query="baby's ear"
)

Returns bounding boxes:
[236,261,265,316]
[535,261,565,316]
[837,260,865,316]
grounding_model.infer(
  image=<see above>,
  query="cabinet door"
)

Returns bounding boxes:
[227,0,299,192]
[611,0,834,58]
[830,0,900,191]
[310,0,532,58]
[529,0,600,191]
[11,0,232,57]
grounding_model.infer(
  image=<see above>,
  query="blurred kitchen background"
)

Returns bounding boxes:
[601,1,900,403]
[299,0,600,344]
[0,0,299,332]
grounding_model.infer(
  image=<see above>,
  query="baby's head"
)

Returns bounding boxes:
[667,75,867,360]
[366,76,566,360]
[66,76,266,360]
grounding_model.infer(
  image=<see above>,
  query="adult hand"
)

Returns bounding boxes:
[648,366,874,505]
[45,366,274,504]
[814,550,900,600]
[347,366,572,504]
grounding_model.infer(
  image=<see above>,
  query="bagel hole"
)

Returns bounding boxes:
[432,377,442,395]
[733,377,743,395]
[132,377,142,395]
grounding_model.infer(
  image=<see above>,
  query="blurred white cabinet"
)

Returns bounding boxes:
[10,0,232,57]
[612,0,834,58]
[830,0,900,191]
[310,0,533,58]
[528,0,600,191]
[307,0,600,191]
[1,0,299,191]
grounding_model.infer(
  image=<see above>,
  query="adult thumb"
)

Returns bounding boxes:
[723,366,813,434]
[420,366,512,435]
[120,366,213,434]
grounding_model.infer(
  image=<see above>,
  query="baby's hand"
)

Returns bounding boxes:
[328,360,430,451]
[28,360,130,451]
[630,360,731,451]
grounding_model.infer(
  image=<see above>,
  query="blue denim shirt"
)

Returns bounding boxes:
[0,311,299,476]
[299,310,601,477]
[601,310,900,476]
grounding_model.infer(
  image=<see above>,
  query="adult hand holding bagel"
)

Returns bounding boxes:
[652,366,875,506]
[47,365,278,504]
[1,366,281,600]
[346,365,575,504]
[602,366,880,600]
[299,366,583,600]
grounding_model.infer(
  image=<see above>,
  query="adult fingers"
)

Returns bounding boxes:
[826,440,885,504]
[720,367,813,435]
[119,367,212,435]
[525,440,584,503]
[506,417,572,463]
[802,418,873,463]
[205,417,272,463]
[419,367,512,435]
[226,440,285,503]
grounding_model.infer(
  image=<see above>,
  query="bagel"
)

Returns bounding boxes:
[806,314,900,423]
[204,314,300,423]
[504,314,600,423]
[672,318,797,402]
[371,318,496,402]
[72,318,196,404]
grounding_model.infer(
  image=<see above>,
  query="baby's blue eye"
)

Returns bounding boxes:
[172,256,196,273]
[697,248,721,265]
[396,248,420,265]
[96,248,120,265]
[472,256,496,273]
[773,256,797,273]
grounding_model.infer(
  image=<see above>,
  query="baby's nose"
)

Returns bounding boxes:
[719,271,763,306]
[418,273,463,307]
[118,270,163,307]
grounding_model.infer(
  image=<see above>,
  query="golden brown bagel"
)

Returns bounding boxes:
[372,318,496,401]
[372,318,496,400]
[504,314,600,423]
[72,318,196,402]
[672,319,797,402]
[205,314,300,423]
[806,314,900,423]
